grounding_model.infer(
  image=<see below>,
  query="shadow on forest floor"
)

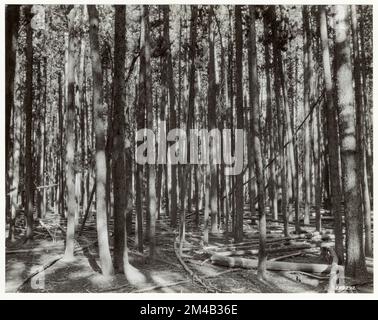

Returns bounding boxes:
[5,211,374,294]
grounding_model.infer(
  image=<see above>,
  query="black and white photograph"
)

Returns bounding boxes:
[2,2,375,297]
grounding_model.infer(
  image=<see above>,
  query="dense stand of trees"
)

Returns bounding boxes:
[6,5,373,280]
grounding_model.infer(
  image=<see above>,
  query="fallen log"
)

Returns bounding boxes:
[269,252,303,261]
[209,244,313,257]
[203,236,297,253]
[174,240,217,293]
[211,254,331,273]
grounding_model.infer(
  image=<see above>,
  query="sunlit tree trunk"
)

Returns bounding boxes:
[319,6,344,263]
[142,5,157,261]
[334,5,366,278]
[88,5,114,276]
[249,6,267,279]
[63,6,77,259]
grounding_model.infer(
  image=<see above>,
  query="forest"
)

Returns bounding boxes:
[5,4,373,293]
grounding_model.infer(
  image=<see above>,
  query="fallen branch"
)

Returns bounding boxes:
[101,268,242,293]
[16,255,63,292]
[174,240,217,293]
[15,239,99,292]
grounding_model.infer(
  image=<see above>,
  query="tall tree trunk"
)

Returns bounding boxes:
[179,5,198,253]
[233,5,244,243]
[135,8,146,252]
[63,6,77,259]
[319,6,344,263]
[24,5,34,242]
[207,6,218,234]
[249,6,267,279]
[142,5,157,261]
[6,5,20,241]
[334,5,366,278]
[163,6,178,229]
[112,5,129,274]
[271,7,288,235]
[263,11,278,222]
[6,5,20,209]
[303,6,312,226]
[58,71,65,218]
[88,4,114,276]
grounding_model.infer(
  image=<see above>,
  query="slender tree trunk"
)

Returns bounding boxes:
[88,5,114,276]
[271,7,288,235]
[167,9,178,228]
[207,6,218,234]
[24,6,34,242]
[166,8,177,228]
[334,5,366,278]
[63,6,77,260]
[263,12,278,222]
[142,5,157,261]
[112,5,129,274]
[179,5,198,254]
[319,6,344,263]
[6,5,20,241]
[303,6,312,226]
[233,5,244,243]
[249,6,267,279]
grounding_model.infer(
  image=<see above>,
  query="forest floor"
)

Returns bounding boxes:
[6,208,374,293]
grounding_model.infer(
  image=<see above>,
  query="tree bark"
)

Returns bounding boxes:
[24,5,34,242]
[249,6,267,279]
[303,6,312,226]
[6,5,20,241]
[63,6,77,260]
[88,4,114,276]
[263,10,278,222]
[334,5,366,278]
[112,5,129,274]
[207,6,218,234]
[234,5,244,243]
[318,6,344,263]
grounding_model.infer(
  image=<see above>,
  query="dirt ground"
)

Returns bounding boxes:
[6,211,373,294]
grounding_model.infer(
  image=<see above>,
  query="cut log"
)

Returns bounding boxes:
[211,254,331,273]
